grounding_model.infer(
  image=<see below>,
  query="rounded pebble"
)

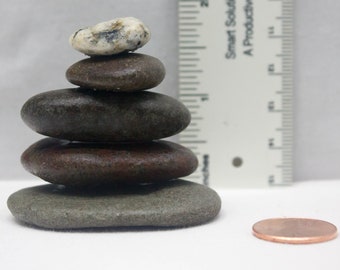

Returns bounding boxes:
[21,138,198,187]
[21,89,191,142]
[66,53,165,91]
[69,17,150,56]
[7,180,222,229]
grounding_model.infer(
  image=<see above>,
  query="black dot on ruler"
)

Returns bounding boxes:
[232,157,243,168]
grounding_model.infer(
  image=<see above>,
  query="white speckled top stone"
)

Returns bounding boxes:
[69,17,151,56]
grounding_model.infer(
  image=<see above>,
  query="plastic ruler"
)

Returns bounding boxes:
[178,0,294,188]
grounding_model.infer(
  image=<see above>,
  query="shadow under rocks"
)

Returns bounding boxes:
[40,179,192,198]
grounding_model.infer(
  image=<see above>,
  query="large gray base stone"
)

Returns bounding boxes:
[7,179,221,230]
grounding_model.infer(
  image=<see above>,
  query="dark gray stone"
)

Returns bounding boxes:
[66,53,165,91]
[21,89,191,142]
[7,180,222,229]
[21,138,198,187]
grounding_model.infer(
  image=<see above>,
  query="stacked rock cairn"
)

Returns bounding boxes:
[8,17,221,230]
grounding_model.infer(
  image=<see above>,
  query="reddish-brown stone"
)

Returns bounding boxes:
[21,138,198,187]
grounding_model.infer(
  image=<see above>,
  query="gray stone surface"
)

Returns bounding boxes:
[7,180,222,230]
[66,53,165,91]
[21,89,191,142]
[21,138,198,187]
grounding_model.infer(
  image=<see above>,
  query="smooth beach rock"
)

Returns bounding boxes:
[7,180,221,229]
[66,53,165,91]
[69,17,150,56]
[21,89,191,142]
[21,138,198,187]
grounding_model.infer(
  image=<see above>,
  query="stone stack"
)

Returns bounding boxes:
[8,17,221,230]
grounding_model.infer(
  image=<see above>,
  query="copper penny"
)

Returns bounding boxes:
[252,218,337,244]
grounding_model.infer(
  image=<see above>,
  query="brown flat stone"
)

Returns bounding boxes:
[66,53,165,91]
[21,138,198,187]
[21,89,191,142]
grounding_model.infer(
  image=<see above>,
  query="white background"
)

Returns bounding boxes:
[1,0,340,181]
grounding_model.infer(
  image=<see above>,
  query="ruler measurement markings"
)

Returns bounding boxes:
[178,0,295,187]
[185,128,201,131]
[179,17,198,20]
[179,40,197,43]
[280,0,294,184]
[276,127,291,131]
[179,64,198,68]
[186,105,200,109]
[180,22,203,26]
[182,131,199,135]
[179,81,200,84]
[179,62,198,65]
[277,16,293,19]
[186,143,198,147]
[180,84,199,88]
[179,53,198,56]
[181,135,199,138]
[269,72,291,76]
[180,34,200,37]
[180,93,207,96]
[179,29,198,32]
[179,58,200,61]
[179,83,199,86]
[179,5,197,8]
[179,75,198,78]
[179,70,203,73]
[277,55,293,58]
[179,0,208,185]
[282,98,293,103]
[179,46,207,49]
[191,117,204,121]
[276,0,293,186]
[282,38,293,42]
[179,9,200,13]
[181,99,197,103]
[179,140,207,144]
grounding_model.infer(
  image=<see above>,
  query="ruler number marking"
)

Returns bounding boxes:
[200,0,209,8]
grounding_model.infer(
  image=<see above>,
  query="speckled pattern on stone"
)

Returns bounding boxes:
[21,89,191,142]
[69,17,150,56]
[66,53,165,91]
[7,179,222,230]
[21,138,198,187]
